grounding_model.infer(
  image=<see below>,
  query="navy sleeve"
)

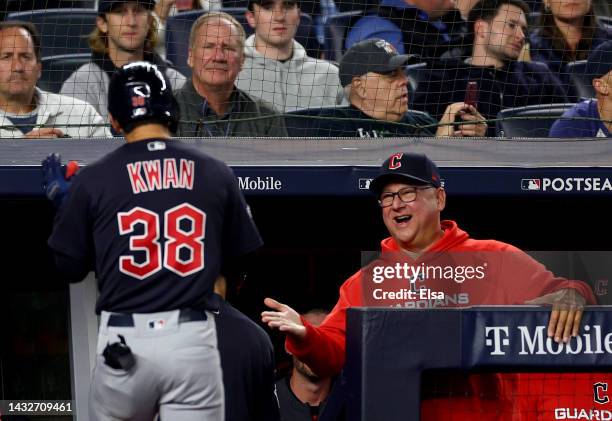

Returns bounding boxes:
[221,167,263,267]
[549,105,585,137]
[48,174,96,279]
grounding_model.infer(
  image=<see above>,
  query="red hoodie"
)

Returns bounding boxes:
[287,220,596,376]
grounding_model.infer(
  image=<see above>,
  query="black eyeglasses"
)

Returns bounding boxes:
[378,186,435,208]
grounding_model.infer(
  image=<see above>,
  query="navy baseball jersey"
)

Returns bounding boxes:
[48,139,262,314]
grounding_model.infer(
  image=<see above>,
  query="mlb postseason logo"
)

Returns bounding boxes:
[521,177,612,192]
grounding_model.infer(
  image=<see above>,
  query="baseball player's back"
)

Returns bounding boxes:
[47,62,263,421]
[50,139,260,313]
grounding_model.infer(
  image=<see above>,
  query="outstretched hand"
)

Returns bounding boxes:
[261,298,307,339]
[525,288,586,344]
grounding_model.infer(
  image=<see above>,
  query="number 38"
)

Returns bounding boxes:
[117,203,206,279]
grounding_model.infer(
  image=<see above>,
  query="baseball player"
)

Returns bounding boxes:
[46,62,262,421]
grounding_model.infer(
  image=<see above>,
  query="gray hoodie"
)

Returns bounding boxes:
[236,35,345,113]
[60,52,186,123]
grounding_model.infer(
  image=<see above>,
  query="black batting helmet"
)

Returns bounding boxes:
[108,61,179,134]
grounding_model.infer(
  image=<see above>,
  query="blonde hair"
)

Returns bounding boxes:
[188,11,246,51]
[88,12,158,54]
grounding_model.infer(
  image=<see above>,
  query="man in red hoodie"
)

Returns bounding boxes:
[262,152,600,420]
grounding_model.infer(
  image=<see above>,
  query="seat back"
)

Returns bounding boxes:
[565,60,595,100]
[167,8,314,78]
[6,9,96,58]
[38,53,91,93]
[405,62,427,99]
[323,10,362,62]
[495,103,574,138]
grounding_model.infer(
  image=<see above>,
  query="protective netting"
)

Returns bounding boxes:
[0,0,610,138]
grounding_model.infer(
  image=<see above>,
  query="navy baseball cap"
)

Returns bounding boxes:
[339,38,420,87]
[369,153,441,195]
[585,40,612,79]
[98,0,155,14]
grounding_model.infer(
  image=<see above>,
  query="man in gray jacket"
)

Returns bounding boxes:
[60,0,186,123]
[235,0,345,113]
[0,21,109,138]
[176,12,287,137]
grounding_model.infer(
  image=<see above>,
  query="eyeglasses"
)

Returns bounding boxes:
[378,186,435,208]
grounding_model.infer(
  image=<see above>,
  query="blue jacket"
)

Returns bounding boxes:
[412,59,568,136]
[549,99,611,138]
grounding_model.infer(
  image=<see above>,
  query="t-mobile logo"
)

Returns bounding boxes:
[485,326,510,355]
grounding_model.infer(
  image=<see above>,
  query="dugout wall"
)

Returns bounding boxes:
[0,137,611,420]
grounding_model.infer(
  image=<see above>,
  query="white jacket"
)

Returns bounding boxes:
[236,35,345,113]
[0,88,111,138]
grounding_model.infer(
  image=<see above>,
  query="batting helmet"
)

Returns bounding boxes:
[107,61,179,134]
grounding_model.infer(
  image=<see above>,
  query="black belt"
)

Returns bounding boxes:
[107,308,207,327]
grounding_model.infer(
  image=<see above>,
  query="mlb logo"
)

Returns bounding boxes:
[148,319,166,330]
[359,178,372,190]
[521,179,541,191]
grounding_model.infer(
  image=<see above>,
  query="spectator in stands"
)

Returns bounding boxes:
[529,0,612,75]
[175,12,287,136]
[235,0,344,112]
[213,276,281,421]
[550,40,612,137]
[261,152,596,420]
[0,21,109,138]
[275,309,333,421]
[151,0,223,58]
[412,0,568,136]
[345,0,466,59]
[60,0,186,122]
[289,39,487,137]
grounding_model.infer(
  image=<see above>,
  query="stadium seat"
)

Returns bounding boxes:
[38,53,91,94]
[495,103,574,138]
[565,60,596,100]
[405,62,426,99]
[323,10,362,62]
[166,8,314,78]
[6,9,96,58]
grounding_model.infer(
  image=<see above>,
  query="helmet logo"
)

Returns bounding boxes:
[132,96,146,107]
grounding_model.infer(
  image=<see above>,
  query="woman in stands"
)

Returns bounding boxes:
[528,0,612,75]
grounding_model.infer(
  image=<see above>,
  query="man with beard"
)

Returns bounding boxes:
[60,0,186,123]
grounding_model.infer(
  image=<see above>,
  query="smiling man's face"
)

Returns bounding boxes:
[380,181,446,253]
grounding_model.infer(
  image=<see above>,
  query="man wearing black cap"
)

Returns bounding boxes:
[60,0,186,123]
[288,39,487,137]
[550,40,612,138]
[262,153,596,419]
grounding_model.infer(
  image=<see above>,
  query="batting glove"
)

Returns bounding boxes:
[42,153,79,208]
